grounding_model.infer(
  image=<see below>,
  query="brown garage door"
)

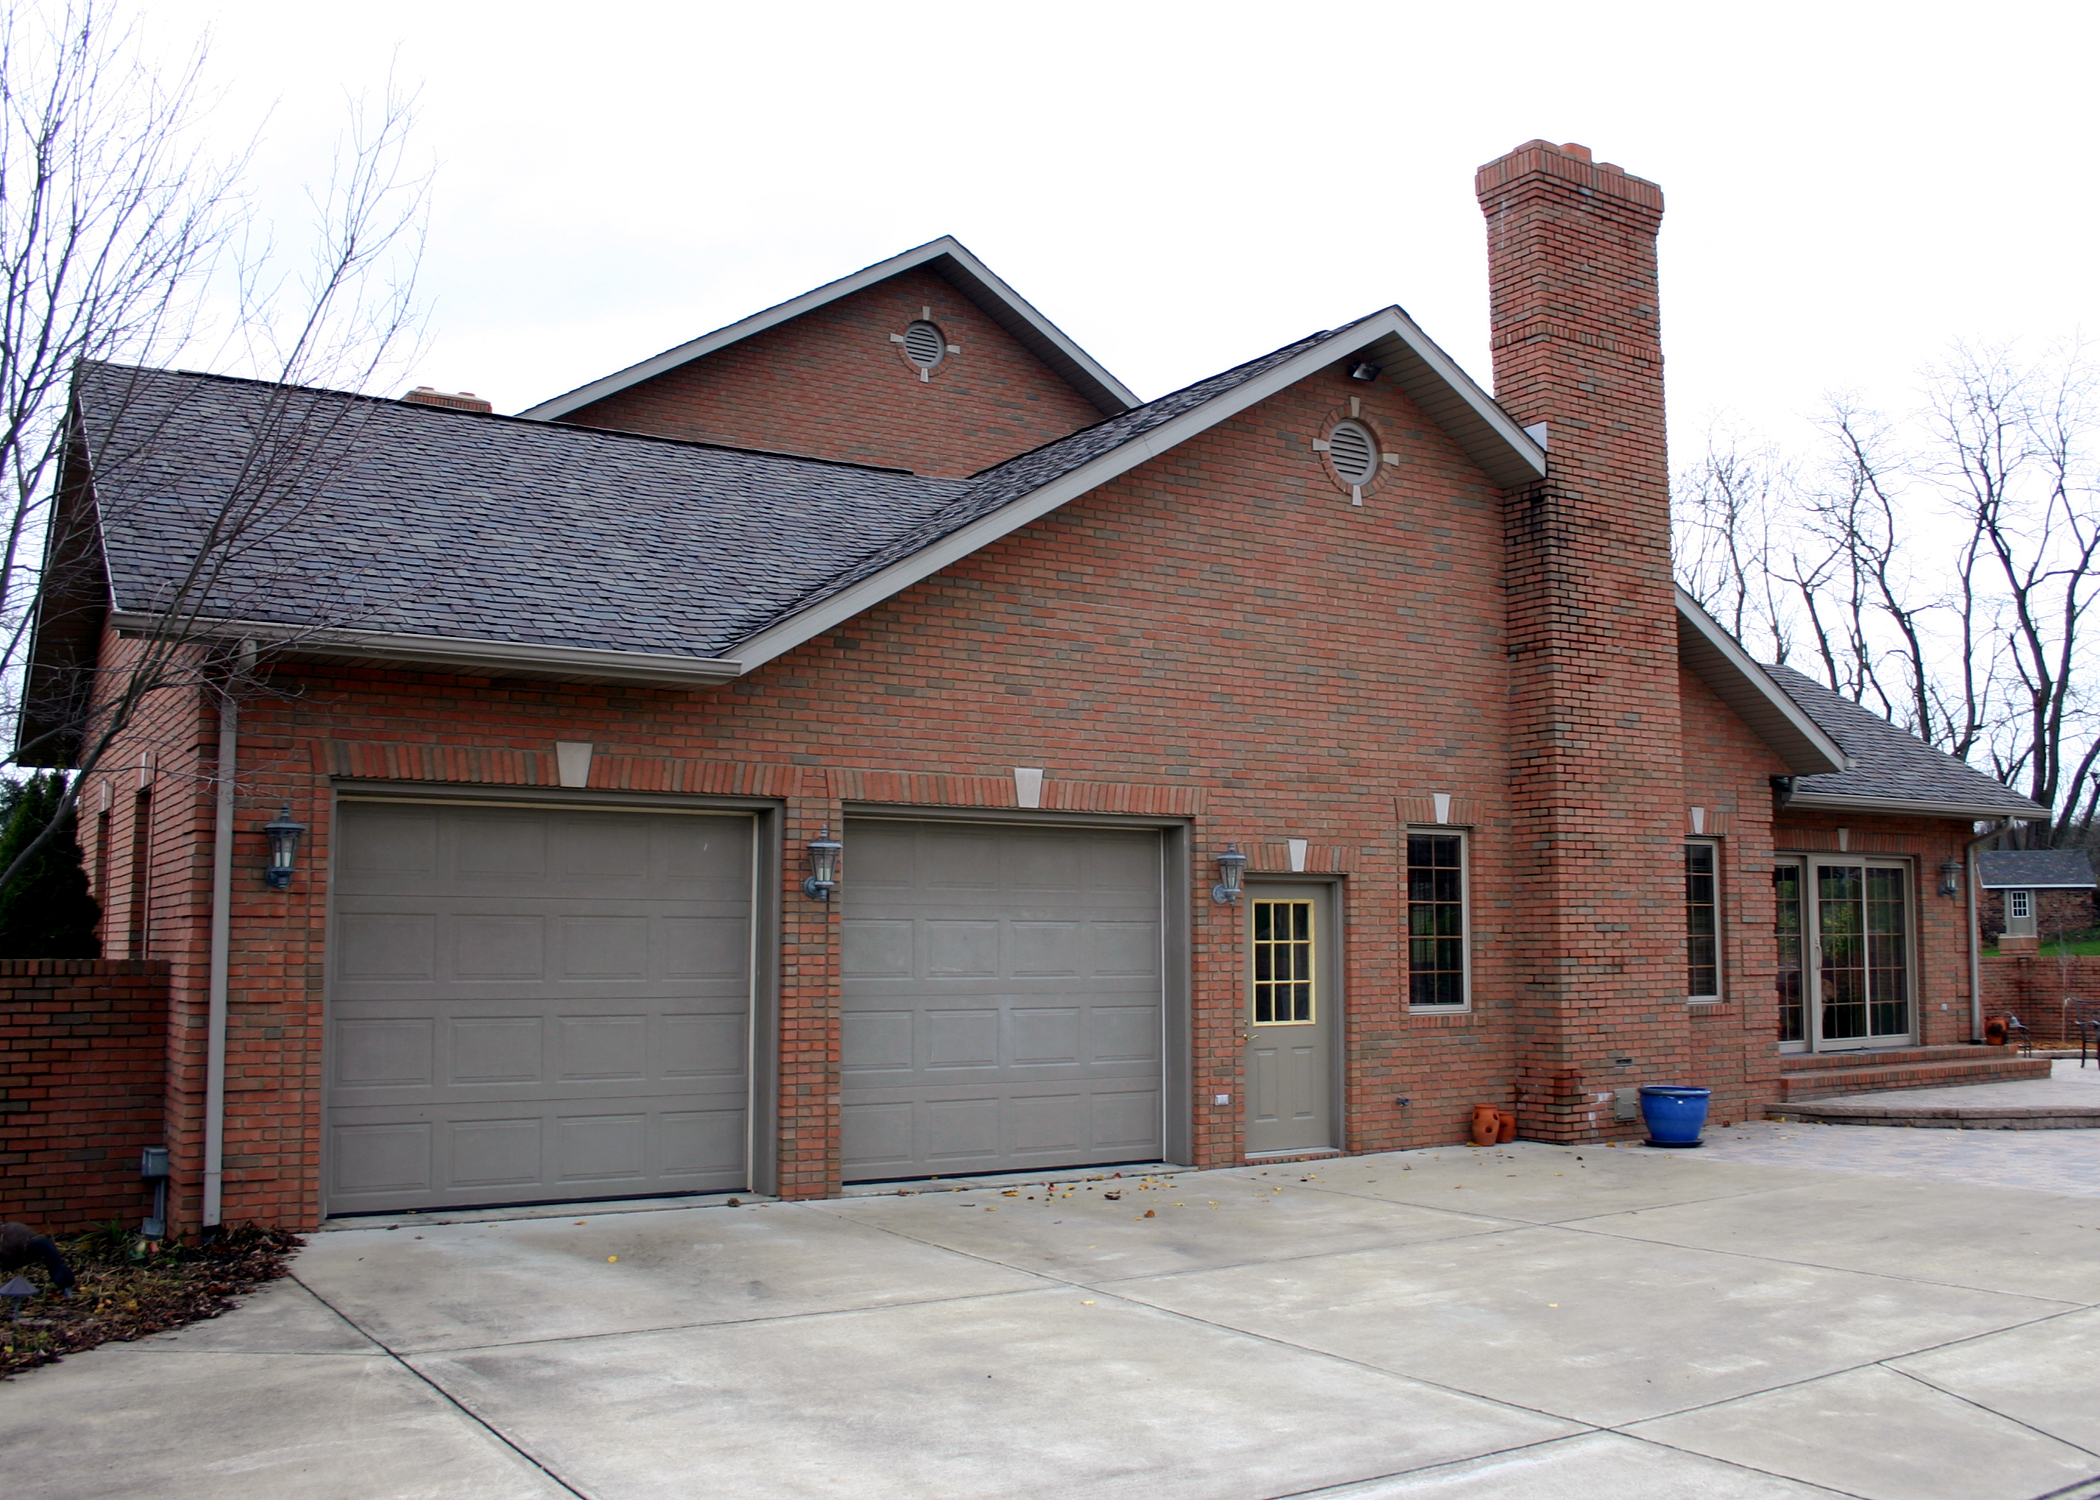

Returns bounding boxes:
[841,819,1164,1181]
[325,800,753,1215]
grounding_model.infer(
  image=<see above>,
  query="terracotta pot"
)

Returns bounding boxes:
[1984,1017,2008,1046]
[1470,1105,1499,1147]
[1495,1109,1517,1143]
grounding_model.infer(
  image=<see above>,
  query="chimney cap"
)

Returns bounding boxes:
[403,386,494,414]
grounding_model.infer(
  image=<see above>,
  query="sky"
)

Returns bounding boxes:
[131,0,2099,465]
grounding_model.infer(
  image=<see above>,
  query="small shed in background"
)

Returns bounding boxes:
[1979,850,2098,952]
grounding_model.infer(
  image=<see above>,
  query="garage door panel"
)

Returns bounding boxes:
[842,919,914,977]
[326,803,753,1215]
[453,815,546,876]
[661,917,751,978]
[337,913,437,979]
[927,920,1000,976]
[841,820,1165,1181]
[331,1121,432,1194]
[449,1016,541,1084]
[1006,837,1083,891]
[1092,922,1162,976]
[660,1107,747,1179]
[447,1117,543,1189]
[1008,1006,1080,1064]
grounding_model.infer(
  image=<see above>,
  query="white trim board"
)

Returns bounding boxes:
[517,237,1139,423]
[1675,590,1847,776]
[106,612,743,688]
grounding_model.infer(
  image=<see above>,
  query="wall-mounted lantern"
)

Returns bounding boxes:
[1212,843,1248,904]
[803,823,843,901]
[1939,860,1965,898]
[263,804,306,890]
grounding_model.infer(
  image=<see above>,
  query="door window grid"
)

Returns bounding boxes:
[1774,861,1806,1043]
[1686,841,1720,1000]
[1796,861,1914,1043]
[1251,899,1315,1024]
[1407,831,1467,1008]
[2008,888,2031,920]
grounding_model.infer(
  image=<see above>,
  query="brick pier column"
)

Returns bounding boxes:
[1477,141,1687,1141]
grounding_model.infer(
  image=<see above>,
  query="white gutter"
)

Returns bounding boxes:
[202,691,236,1228]
[107,613,743,689]
[1786,791,2048,821]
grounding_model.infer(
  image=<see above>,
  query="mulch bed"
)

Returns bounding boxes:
[2,1223,303,1379]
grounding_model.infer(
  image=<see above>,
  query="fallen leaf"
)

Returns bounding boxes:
[1082,1300,1096,1305]
[607,1256,618,1263]
[1143,1210,1155,1218]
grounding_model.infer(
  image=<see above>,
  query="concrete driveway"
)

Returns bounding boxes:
[8,1142,2100,1500]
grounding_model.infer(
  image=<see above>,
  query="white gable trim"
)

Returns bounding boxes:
[725,308,1546,674]
[518,237,1138,422]
[1675,591,1848,776]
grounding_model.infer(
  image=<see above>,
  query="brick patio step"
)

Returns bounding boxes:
[1777,1052,2052,1102]
[1781,1044,1996,1073]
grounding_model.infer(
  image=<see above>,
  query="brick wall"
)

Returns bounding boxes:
[1981,954,2100,1045]
[1772,810,1981,1047]
[564,266,1108,477]
[0,960,168,1233]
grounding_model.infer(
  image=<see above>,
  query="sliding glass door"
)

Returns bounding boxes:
[1774,857,1914,1052]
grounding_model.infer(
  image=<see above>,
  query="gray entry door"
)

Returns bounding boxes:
[1242,883,1337,1155]
[841,819,1164,1181]
[325,801,753,1215]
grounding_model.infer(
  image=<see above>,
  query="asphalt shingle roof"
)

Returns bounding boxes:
[78,331,1338,659]
[1765,665,2047,817]
[1977,850,2095,888]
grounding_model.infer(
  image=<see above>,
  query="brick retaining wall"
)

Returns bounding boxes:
[1981,953,2100,1045]
[0,959,168,1233]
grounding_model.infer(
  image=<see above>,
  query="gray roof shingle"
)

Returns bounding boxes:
[1766,665,2047,817]
[1977,850,2095,888]
[77,330,1340,659]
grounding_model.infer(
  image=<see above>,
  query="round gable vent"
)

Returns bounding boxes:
[1327,420,1378,485]
[902,320,945,369]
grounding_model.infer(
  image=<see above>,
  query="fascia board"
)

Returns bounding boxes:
[1367,309,1547,488]
[518,237,1136,422]
[1979,880,2095,888]
[726,310,1525,673]
[1784,790,2047,821]
[926,244,1139,415]
[106,612,742,687]
[1676,591,1848,775]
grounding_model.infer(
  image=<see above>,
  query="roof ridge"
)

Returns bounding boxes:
[79,361,928,477]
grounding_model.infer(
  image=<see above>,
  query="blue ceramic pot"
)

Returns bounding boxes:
[1638,1085,1711,1148]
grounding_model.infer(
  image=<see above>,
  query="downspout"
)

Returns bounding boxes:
[1965,820,2007,1044]
[202,659,246,1230]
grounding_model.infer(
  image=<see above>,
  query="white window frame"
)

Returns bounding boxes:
[1685,838,1723,1004]
[2007,888,2032,922]
[1405,826,1471,1013]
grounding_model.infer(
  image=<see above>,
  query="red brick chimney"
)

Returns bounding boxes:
[403,386,493,414]
[1476,140,1686,1142]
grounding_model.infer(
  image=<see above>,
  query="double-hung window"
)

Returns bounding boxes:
[1407,831,1468,1008]
[1685,841,1721,1002]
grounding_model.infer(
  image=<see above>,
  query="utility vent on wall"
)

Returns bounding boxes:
[902,321,945,369]
[1327,420,1377,484]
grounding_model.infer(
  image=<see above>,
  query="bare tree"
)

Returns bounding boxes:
[0,0,428,893]
[1674,339,2100,848]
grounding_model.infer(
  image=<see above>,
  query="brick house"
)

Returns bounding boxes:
[17,140,2049,1234]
